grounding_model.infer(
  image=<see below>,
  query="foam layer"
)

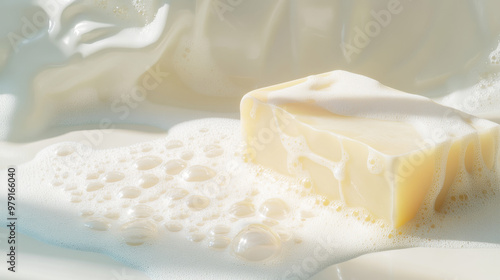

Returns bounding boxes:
[5,118,500,280]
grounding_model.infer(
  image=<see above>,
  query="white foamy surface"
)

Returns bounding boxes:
[2,118,500,279]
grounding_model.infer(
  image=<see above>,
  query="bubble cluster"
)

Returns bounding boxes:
[165,221,183,232]
[84,218,111,231]
[29,118,500,280]
[43,120,308,266]
[490,45,500,65]
[187,195,211,210]
[138,174,159,189]
[232,224,282,261]
[135,156,162,170]
[367,151,384,174]
[259,198,290,220]
[182,165,216,182]
[229,200,256,218]
[103,171,125,182]
[121,219,158,246]
[164,159,187,175]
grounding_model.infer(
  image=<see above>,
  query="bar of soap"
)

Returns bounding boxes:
[240,70,499,228]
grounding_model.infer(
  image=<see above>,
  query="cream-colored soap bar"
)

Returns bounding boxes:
[241,71,499,228]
